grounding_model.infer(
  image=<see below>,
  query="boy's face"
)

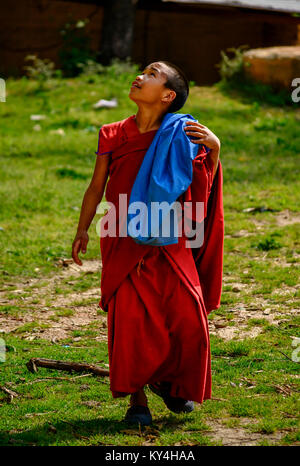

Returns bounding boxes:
[129,62,175,109]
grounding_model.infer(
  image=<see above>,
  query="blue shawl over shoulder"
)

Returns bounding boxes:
[127,112,211,246]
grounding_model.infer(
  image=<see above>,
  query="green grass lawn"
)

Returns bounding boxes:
[0,66,299,446]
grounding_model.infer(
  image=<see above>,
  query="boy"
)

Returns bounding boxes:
[72,61,223,426]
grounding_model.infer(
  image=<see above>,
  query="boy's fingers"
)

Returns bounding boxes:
[184,125,206,132]
[81,241,88,254]
[72,240,83,265]
[81,236,89,253]
[185,121,206,128]
[185,131,204,137]
[185,131,206,140]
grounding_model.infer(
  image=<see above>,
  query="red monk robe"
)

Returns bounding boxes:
[96,114,224,403]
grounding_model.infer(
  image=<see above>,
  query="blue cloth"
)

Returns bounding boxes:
[127,112,210,246]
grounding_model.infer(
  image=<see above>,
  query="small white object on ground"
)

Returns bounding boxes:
[30,115,47,121]
[50,128,65,136]
[93,98,118,109]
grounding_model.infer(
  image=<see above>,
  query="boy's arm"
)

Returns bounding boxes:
[76,154,110,233]
[208,144,220,182]
[72,154,110,265]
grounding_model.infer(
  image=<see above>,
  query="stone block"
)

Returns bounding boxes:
[243,45,300,90]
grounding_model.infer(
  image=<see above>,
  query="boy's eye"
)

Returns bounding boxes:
[141,71,155,76]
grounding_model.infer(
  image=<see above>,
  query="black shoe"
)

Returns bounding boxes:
[124,405,152,426]
[149,382,194,414]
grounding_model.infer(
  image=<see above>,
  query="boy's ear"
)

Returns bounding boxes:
[162,89,176,106]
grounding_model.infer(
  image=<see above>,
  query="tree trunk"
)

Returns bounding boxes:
[99,0,137,65]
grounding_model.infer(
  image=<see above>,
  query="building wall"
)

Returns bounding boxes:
[132,4,300,84]
[0,0,104,77]
[1,0,299,84]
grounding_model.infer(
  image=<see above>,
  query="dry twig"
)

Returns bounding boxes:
[26,358,109,377]
[0,386,20,403]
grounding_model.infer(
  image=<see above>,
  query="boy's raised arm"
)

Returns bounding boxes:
[184,120,220,181]
[208,145,220,182]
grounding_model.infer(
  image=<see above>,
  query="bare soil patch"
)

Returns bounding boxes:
[0,259,106,342]
[206,418,287,446]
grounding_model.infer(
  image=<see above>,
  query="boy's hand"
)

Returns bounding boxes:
[184,121,220,151]
[72,230,89,266]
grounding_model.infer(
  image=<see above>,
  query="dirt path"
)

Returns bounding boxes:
[0,259,107,342]
[0,254,298,342]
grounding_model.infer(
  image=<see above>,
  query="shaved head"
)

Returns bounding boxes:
[147,61,189,113]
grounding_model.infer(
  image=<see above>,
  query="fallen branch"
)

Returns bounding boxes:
[0,385,20,403]
[210,397,227,402]
[26,358,109,377]
[21,374,93,385]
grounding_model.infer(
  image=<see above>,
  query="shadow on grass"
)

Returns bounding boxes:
[0,414,188,446]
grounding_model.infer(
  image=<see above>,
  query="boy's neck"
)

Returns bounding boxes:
[134,108,167,133]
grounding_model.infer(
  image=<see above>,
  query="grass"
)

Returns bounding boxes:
[0,68,299,445]
[0,333,298,446]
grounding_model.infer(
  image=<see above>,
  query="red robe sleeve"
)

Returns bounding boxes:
[95,121,124,156]
[182,146,224,314]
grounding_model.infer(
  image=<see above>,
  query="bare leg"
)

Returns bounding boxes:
[130,387,148,407]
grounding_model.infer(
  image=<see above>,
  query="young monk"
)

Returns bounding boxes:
[72,60,224,426]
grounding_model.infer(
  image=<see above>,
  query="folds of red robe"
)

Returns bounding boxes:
[97,115,224,403]
[175,154,224,315]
